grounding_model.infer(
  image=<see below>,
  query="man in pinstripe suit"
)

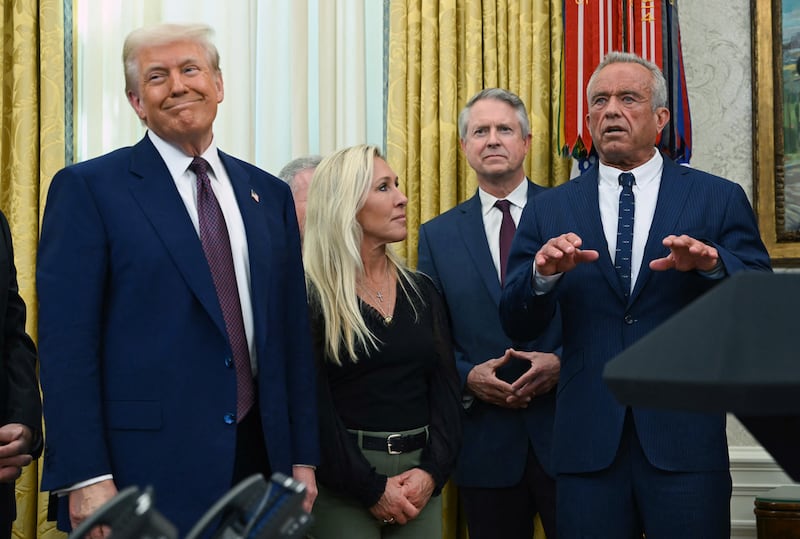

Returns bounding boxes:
[500,52,771,538]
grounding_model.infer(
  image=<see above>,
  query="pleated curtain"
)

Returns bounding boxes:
[386,0,571,268]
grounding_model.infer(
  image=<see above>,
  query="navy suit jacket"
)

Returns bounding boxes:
[0,210,41,529]
[37,136,318,534]
[418,180,561,487]
[500,157,771,475]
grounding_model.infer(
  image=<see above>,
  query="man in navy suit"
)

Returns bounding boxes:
[0,210,41,539]
[37,23,318,536]
[500,52,771,538]
[418,88,560,539]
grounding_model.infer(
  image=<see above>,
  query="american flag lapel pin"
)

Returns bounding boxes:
[250,189,260,203]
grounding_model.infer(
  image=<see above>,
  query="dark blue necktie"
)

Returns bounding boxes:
[190,157,255,422]
[494,199,516,286]
[615,172,635,297]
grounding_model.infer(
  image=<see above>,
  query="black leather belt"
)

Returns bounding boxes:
[351,431,427,454]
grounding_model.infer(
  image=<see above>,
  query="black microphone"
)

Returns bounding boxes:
[68,473,312,539]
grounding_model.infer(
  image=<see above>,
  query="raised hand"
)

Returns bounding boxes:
[535,233,599,276]
[649,235,720,273]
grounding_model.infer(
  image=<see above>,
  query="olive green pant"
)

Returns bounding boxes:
[310,427,442,539]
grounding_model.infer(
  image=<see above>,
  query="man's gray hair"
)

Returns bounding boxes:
[458,88,531,140]
[586,51,668,110]
[278,155,323,188]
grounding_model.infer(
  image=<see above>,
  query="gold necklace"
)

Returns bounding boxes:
[359,268,393,325]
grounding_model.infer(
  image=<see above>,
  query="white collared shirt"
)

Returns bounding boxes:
[478,180,528,282]
[597,150,663,292]
[148,130,256,374]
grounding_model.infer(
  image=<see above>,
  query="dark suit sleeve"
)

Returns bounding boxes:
[500,197,559,342]
[278,187,320,468]
[416,224,440,289]
[703,182,772,275]
[0,212,41,455]
[37,168,112,489]
[417,224,473,388]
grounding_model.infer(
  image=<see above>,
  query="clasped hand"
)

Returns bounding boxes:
[369,468,434,525]
[0,423,34,483]
[467,349,560,409]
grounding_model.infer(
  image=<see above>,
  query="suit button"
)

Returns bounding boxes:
[224,356,233,368]
[224,413,236,425]
[624,314,634,325]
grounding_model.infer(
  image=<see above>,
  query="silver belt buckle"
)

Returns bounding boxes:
[386,433,402,455]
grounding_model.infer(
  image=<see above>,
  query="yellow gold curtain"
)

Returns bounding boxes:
[0,0,66,537]
[387,0,570,268]
[387,1,569,537]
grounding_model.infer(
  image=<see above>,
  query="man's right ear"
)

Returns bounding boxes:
[127,91,146,120]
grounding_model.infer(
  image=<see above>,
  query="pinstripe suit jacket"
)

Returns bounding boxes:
[500,156,771,475]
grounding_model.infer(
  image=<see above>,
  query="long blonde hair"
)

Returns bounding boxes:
[303,144,420,366]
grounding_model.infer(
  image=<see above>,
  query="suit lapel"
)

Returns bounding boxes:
[220,151,270,340]
[569,170,626,297]
[630,158,692,303]
[460,193,502,304]
[127,137,227,336]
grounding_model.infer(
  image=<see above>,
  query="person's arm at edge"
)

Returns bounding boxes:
[0,211,42,458]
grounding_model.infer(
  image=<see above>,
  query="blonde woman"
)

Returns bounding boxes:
[304,145,461,538]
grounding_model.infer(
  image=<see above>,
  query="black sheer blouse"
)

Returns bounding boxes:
[310,272,462,508]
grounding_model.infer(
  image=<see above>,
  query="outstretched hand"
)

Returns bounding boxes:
[649,235,720,273]
[535,233,599,276]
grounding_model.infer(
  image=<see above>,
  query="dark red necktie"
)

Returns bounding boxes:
[495,199,516,286]
[190,156,255,421]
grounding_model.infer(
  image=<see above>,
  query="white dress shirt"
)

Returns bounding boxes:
[479,180,529,282]
[598,151,664,292]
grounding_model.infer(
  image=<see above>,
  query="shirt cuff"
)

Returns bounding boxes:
[532,264,562,295]
[53,474,114,496]
[698,259,726,279]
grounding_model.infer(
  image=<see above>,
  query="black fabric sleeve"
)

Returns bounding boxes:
[0,212,42,457]
[413,273,462,494]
